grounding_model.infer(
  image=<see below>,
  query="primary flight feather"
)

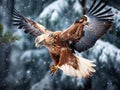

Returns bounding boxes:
[7,0,113,78]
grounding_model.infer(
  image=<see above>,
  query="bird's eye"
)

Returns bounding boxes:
[48,34,51,37]
[48,33,53,37]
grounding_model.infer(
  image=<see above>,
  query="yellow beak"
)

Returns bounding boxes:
[35,43,42,48]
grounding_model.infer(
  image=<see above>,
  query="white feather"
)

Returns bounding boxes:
[58,55,96,78]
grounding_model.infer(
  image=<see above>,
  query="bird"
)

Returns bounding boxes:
[7,0,113,78]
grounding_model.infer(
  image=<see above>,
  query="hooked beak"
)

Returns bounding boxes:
[35,42,43,48]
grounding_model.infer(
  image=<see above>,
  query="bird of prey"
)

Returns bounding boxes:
[7,0,113,78]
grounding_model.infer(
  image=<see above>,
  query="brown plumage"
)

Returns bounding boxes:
[7,0,113,78]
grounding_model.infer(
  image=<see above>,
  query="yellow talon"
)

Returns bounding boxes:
[49,65,58,75]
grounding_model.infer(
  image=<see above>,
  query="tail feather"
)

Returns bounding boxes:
[59,55,96,78]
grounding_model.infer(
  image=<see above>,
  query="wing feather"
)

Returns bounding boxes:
[72,0,113,52]
[95,8,111,17]
[88,0,104,14]
[90,1,108,15]
[97,14,114,19]
[87,0,97,13]
[61,0,113,53]
[7,0,51,37]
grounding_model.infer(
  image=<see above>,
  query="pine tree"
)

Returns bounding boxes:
[0,23,19,44]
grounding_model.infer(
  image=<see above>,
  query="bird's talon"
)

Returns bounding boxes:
[49,65,58,75]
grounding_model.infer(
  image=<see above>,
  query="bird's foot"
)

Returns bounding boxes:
[49,65,58,75]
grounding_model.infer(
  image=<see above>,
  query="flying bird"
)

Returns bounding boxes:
[7,0,113,78]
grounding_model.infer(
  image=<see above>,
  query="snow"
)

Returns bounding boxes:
[31,72,52,90]
[38,0,68,22]
[93,40,120,63]
[20,49,48,63]
[73,0,82,14]
[13,30,31,49]
[111,7,120,29]
[50,10,59,22]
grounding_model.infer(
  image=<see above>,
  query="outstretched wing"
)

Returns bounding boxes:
[61,0,113,52]
[7,0,51,37]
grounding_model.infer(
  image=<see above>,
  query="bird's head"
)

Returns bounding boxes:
[35,34,47,48]
[35,33,53,48]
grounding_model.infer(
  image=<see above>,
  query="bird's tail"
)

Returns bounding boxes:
[59,55,96,78]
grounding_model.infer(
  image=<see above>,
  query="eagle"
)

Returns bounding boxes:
[7,0,113,78]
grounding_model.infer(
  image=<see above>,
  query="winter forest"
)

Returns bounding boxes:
[0,0,120,90]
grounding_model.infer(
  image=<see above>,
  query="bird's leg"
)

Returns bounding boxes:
[49,65,58,75]
[49,52,60,75]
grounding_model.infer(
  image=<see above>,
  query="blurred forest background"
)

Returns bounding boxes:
[0,0,120,90]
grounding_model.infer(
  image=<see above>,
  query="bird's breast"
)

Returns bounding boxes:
[48,45,61,54]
